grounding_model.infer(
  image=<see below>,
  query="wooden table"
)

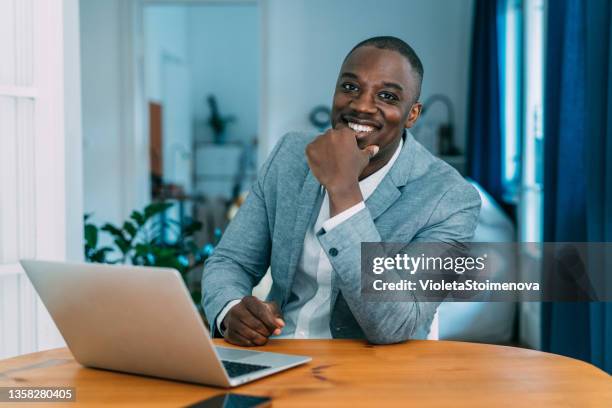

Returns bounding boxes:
[0,340,610,407]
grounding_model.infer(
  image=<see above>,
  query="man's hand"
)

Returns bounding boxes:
[222,296,285,346]
[305,127,379,216]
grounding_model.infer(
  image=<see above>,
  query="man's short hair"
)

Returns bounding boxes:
[346,36,424,102]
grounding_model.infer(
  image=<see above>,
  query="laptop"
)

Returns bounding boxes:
[20,260,311,387]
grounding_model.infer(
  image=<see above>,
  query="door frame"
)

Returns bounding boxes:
[119,0,268,216]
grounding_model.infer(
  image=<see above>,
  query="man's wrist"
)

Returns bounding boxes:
[321,201,365,232]
[216,299,241,335]
[327,182,363,217]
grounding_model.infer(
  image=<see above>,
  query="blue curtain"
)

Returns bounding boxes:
[467,0,503,204]
[542,0,612,373]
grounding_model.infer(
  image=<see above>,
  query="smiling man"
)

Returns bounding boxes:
[202,36,481,346]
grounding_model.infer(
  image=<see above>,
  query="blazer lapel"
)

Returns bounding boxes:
[365,131,418,219]
[283,169,321,306]
[364,176,401,220]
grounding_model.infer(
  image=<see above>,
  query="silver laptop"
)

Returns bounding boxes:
[20,260,310,387]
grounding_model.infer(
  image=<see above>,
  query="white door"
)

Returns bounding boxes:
[0,0,82,358]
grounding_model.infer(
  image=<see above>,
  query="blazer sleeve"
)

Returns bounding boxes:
[201,135,288,335]
[316,183,481,344]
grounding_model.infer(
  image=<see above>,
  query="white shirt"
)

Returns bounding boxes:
[217,138,403,337]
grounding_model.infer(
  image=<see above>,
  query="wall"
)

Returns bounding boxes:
[144,6,192,191]
[262,0,474,157]
[187,4,260,145]
[144,6,190,102]
[80,0,125,226]
[64,0,85,262]
[81,0,151,228]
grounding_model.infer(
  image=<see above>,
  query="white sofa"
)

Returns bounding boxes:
[437,180,517,343]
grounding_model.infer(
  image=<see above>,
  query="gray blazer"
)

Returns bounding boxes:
[202,131,481,344]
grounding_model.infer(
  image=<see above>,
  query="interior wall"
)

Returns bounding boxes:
[80,0,125,226]
[144,6,190,102]
[64,0,85,261]
[81,0,152,228]
[187,4,260,145]
[262,0,474,156]
[144,6,191,191]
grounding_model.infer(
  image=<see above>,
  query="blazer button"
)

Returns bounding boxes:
[329,248,339,257]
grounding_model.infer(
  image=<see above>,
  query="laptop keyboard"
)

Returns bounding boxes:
[221,360,271,378]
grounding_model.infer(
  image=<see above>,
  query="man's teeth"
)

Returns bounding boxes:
[348,122,376,133]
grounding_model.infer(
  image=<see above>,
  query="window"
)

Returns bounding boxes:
[520,0,545,243]
[498,0,546,349]
[499,0,523,203]
[498,0,545,243]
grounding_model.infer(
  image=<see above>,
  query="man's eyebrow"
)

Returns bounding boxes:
[340,72,405,93]
[383,82,404,92]
[340,72,359,80]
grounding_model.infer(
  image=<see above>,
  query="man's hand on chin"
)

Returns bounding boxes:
[305,127,379,216]
[222,296,285,346]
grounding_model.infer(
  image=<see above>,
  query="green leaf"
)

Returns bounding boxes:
[123,221,137,239]
[114,238,130,254]
[101,224,124,239]
[144,202,173,220]
[134,243,149,254]
[84,224,98,248]
[90,247,113,263]
[182,221,203,236]
[130,210,145,227]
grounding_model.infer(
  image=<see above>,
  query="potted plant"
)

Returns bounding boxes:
[84,202,219,308]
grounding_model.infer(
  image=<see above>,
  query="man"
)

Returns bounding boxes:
[202,36,481,346]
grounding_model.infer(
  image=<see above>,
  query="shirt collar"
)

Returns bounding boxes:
[358,136,403,201]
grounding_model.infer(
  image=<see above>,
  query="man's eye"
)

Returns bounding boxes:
[378,92,398,101]
[341,83,358,92]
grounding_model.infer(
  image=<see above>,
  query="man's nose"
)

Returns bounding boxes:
[350,91,377,114]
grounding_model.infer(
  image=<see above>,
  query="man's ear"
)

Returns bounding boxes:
[404,102,423,129]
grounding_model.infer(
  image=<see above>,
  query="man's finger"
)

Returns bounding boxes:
[362,145,380,159]
[237,309,273,337]
[231,320,269,346]
[243,296,283,332]
[226,329,254,347]
[224,320,254,347]
[264,302,285,322]
[264,302,285,335]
